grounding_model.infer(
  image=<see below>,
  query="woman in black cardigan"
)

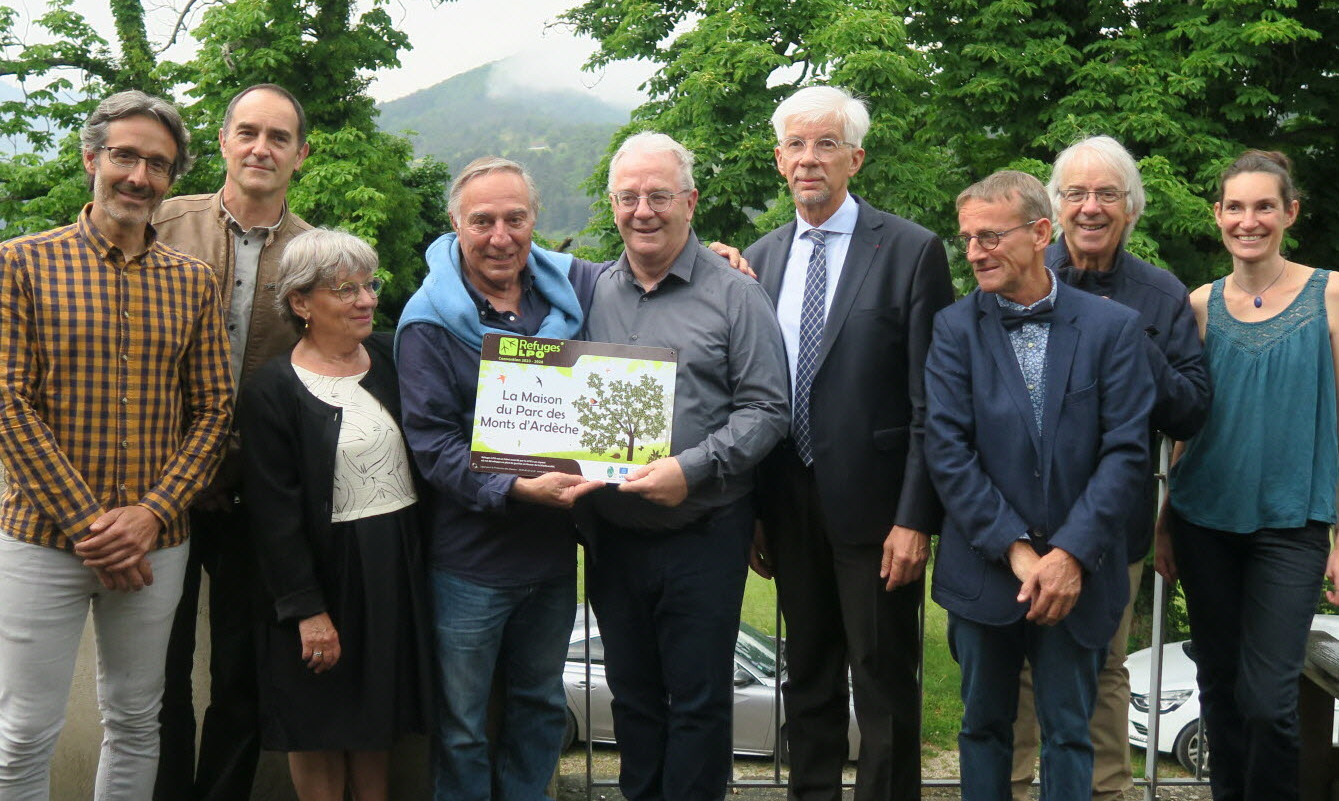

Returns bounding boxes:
[237,229,430,801]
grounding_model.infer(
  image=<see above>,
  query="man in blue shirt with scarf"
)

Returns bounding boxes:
[395,157,604,801]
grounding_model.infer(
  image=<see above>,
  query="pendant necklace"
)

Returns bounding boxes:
[1232,261,1288,309]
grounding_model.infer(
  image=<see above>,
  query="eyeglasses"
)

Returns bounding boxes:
[319,277,384,302]
[778,137,855,161]
[96,146,174,178]
[1059,188,1129,206]
[957,220,1039,252]
[610,191,689,213]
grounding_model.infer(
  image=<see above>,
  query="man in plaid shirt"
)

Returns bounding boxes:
[0,90,232,799]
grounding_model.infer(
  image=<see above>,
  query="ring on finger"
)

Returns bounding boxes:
[313,650,323,658]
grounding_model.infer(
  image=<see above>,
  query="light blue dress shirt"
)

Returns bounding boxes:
[776,193,859,406]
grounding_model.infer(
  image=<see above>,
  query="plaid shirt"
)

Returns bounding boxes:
[0,205,233,551]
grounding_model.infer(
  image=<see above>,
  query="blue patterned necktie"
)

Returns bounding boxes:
[793,229,828,465]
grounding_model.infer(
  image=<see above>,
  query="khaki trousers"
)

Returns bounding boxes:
[1011,560,1144,801]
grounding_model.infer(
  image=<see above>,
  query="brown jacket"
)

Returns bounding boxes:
[152,190,312,492]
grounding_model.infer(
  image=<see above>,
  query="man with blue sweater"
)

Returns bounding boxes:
[395,157,604,801]
[1010,136,1210,800]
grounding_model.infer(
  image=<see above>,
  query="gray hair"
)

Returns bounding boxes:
[274,228,379,333]
[771,86,871,148]
[606,132,696,192]
[448,157,540,219]
[80,90,193,183]
[1048,135,1146,246]
[957,170,1052,224]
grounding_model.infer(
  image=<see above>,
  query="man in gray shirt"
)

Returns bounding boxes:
[583,132,789,801]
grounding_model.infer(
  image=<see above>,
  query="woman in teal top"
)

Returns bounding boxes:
[1156,150,1339,801]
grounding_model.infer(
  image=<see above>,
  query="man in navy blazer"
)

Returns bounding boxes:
[744,86,954,801]
[925,171,1153,799]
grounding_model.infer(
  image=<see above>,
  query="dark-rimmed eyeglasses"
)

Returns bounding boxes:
[778,137,856,161]
[318,277,384,303]
[96,146,174,179]
[957,220,1039,252]
[610,191,689,213]
[1059,188,1129,206]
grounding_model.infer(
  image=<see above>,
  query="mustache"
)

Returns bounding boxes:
[111,181,154,200]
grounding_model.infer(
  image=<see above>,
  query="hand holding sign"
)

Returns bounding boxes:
[511,472,604,508]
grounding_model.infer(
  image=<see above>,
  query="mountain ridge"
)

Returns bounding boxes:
[377,59,631,237]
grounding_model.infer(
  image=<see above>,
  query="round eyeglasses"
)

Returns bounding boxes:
[778,137,856,161]
[957,220,1039,252]
[319,277,384,303]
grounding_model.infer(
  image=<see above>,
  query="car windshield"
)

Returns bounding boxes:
[736,621,782,678]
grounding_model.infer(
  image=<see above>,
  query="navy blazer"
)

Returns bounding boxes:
[925,281,1154,649]
[745,197,954,543]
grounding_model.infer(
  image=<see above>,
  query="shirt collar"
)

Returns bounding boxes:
[794,192,858,237]
[997,267,1059,312]
[218,193,286,239]
[460,264,535,314]
[77,203,163,265]
[614,231,702,289]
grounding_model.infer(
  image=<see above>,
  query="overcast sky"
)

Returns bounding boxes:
[5,0,652,106]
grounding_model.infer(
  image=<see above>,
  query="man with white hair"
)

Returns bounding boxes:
[1010,135,1209,801]
[583,132,790,801]
[744,85,953,801]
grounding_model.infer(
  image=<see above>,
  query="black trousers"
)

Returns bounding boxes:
[1172,510,1329,801]
[765,449,924,801]
[155,506,261,801]
[586,500,753,801]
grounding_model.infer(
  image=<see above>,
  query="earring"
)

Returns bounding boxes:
[303,317,309,330]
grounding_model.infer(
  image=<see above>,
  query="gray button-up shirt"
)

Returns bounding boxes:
[584,233,790,530]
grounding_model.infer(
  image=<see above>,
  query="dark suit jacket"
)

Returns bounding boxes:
[745,197,954,544]
[925,283,1153,649]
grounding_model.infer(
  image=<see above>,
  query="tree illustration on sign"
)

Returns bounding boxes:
[574,373,668,461]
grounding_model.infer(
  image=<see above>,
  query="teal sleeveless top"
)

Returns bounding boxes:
[1169,268,1338,533]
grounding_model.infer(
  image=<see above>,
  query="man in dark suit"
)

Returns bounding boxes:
[744,85,954,801]
[925,170,1153,799]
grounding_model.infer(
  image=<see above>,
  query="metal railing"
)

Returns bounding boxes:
[570,437,1210,798]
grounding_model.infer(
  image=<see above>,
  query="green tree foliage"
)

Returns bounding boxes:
[563,0,958,261]
[562,0,1339,288]
[0,0,449,318]
[575,372,668,460]
[0,0,110,233]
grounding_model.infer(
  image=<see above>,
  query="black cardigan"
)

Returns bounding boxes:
[237,332,408,622]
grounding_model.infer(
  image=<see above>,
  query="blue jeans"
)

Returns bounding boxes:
[1171,512,1329,801]
[429,570,575,801]
[948,613,1104,801]
[586,500,753,801]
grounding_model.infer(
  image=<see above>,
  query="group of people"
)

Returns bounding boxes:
[0,77,1331,801]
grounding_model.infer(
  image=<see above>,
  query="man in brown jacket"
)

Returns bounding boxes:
[152,83,313,801]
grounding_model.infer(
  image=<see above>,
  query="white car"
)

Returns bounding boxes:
[1127,614,1339,772]
[563,605,860,760]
